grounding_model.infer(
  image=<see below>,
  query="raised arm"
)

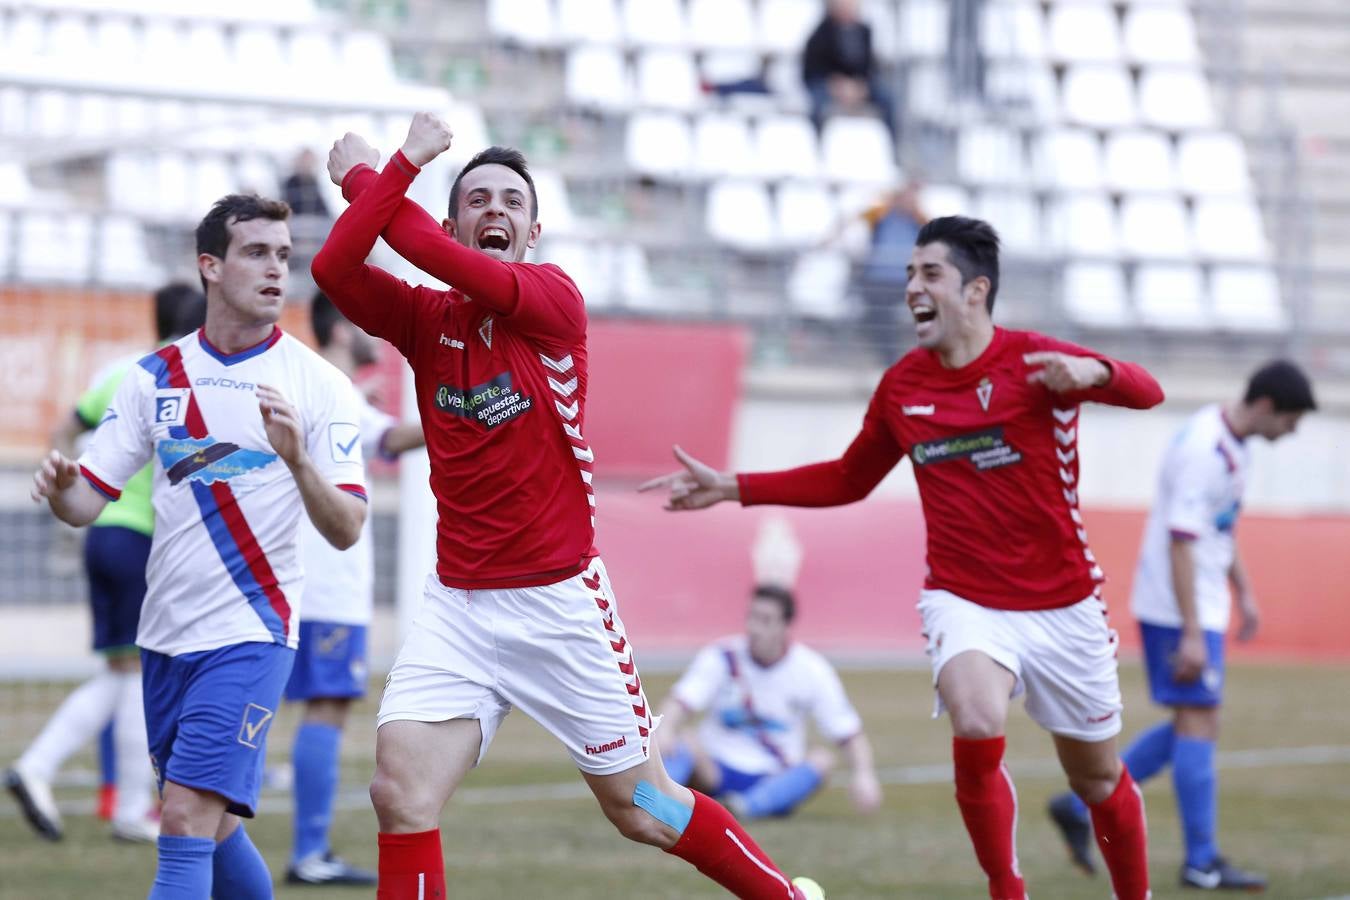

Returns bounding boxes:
[1023,335,1165,409]
[336,113,586,345]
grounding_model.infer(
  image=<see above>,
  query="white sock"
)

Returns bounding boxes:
[111,672,154,824]
[17,669,120,783]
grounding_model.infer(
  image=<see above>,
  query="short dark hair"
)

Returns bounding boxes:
[751,585,796,623]
[915,215,1001,312]
[153,281,206,342]
[448,146,537,221]
[1244,360,1316,412]
[194,194,291,291]
[309,291,346,349]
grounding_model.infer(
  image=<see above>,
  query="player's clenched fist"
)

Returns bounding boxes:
[31,449,79,503]
[400,112,454,168]
[1023,351,1110,393]
[327,132,380,186]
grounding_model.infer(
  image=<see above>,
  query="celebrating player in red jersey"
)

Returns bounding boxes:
[644,216,1163,900]
[313,112,825,900]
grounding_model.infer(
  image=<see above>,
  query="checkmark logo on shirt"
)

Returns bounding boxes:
[328,423,361,463]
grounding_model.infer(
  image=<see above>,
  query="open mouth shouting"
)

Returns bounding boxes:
[477,225,510,252]
[259,286,282,300]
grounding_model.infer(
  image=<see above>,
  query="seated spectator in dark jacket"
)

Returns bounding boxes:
[282,148,331,219]
[802,0,897,142]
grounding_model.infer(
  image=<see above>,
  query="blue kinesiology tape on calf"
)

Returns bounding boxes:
[633,779,693,835]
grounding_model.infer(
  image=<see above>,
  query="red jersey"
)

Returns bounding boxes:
[738,328,1164,611]
[313,152,596,589]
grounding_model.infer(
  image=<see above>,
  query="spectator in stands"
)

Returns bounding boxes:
[283,148,332,219]
[857,182,928,363]
[657,585,883,821]
[5,282,206,846]
[802,0,897,143]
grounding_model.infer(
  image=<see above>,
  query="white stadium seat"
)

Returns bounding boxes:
[898,0,949,57]
[616,243,657,308]
[1192,197,1270,261]
[1120,195,1193,260]
[1061,65,1137,129]
[980,0,1046,60]
[622,0,688,48]
[958,124,1027,185]
[529,169,579,237]
[985,61,1058,121]
[757,0,821,55]
[1034,128,1103,190]
[1123,6,1200,65]
[775,180,837,247]
[489,0,559,47]
[788,249,853,321]
[341,31,396,85]
[973,190,1040,254]
[705,179,776,252]
[1135,263,1209,329]
[693,113,758,178]
[1048,194,1119,257]
[754,114,820,180]
[557,0,621,45]
[1176,133,1253,195]
[1210,266,1286,331]
[918,184,972,219]
[538,239,614,307]
[1104,131,1177,193]
[624,112,693,178]
[18,211,93,283]
[904,62,952,120]
[96,216,163,287]
[1047,3,1121,63]
[0,210,12,280]
[862,0,900,62]
[687,0,755,52]
[634,49,702,112]
[1138,69,1216,130]
[1062,261,1132,327]
[820,117,898,185]
[565,45,632,112]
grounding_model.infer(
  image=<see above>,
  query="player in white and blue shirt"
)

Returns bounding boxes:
[283,292,424,886]
[31,195,368,900]
[1049,360,1315,891]
[658,586,882,819]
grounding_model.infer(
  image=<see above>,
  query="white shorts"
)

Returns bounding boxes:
[377,558,655,775]
[918,589,1124,742]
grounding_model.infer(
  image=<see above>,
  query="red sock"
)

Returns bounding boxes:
[666,790,802,899]
[378,829,445,900]
[952,737,1025,900]
[1089,767,1151,900]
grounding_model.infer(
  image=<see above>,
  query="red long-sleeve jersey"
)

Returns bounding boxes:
[312,152,596,589]
[738,328,1164,610]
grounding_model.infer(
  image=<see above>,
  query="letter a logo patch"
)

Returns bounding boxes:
[976,377,993,412]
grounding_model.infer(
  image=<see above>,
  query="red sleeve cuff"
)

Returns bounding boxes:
[80,465,121,501]
[340,163,376,202]
[338,483,369,502]
[736,473,754,506]
[390,149,420,179]
[1169,529,1198,542]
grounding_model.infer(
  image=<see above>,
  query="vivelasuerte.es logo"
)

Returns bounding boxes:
[585,736,627,755]
[911,427,1022,471]
[434,371,533,429]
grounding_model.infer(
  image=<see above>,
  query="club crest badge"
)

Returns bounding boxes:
[976,377,993,412]
[479,316,494,349]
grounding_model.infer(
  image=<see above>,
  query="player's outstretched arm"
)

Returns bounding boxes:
[379,422,425,457]
[639,446,740,511]
[258,385,367,550]
[31,449,108,527]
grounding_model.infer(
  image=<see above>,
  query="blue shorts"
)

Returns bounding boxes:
[142,641,295,817]
[713,761,769,796]
[85,526,151,654]
[284,621,369,701]
[1140,622,1226,708]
